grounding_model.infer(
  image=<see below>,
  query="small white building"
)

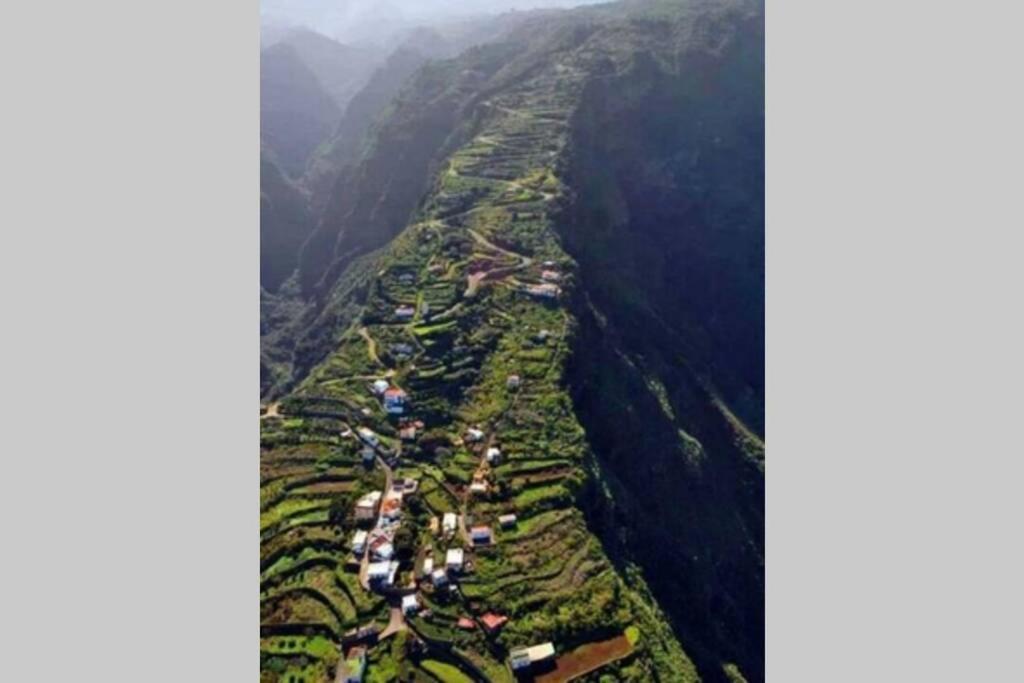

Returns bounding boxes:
[442,512,458,535]
[470,526,493,545]
[469,481,488,495]
[525,283,560,299]
[395,305,416,320]
[357,427,379,446]
[355,491,382,521]
[446,548,464,572]
[351,530,368,556]
[509,643,556,671]
[506,375,521,389]
[485,447,501,464]
[431,567,449,587]
[465,428,485,443]
[401,593,419,615]
[367,561,398,587]
[498,514,517,528]
[421,557,434,578]
[371,379,390,395]
[371,539,394,561]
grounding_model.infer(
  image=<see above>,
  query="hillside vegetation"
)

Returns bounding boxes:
[260,1,764,681]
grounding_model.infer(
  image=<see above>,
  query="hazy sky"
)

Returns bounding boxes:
[261,0,608,46]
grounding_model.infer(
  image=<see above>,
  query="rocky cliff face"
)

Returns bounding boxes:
[260,42,341,179]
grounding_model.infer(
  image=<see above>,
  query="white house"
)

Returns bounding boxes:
[446,548,464,572]
[525,283,560,299]
[351,530,368,556]
[371,379,390,395]
[469,481,488,495]
[421,557,434,578]
[431,567,449,588]
[470,526,493,545]
[498,514,517,529]
[370,538,394,561]
[442,512,458,535]
[357,427,379,446]
[395,305,416,320]
[506,375,521,389]
[401,593,419,615]
[367,561,398,587]
[355,491,382,520]
[509,643,556,671]
[485,447,501,464]
[465,428,485,443]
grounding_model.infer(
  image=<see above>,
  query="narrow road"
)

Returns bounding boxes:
[379,605,408,640]
[352,423,396,590]
[358,327,383,366]
[467,228,533,269]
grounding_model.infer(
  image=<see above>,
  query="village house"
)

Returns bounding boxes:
[431,567,449,588]
[480,613,508,634]
[429,516,440,535]
[351,530,368,557]
[506,374,521,389]
[498,513,518,528]
[357,427,379,446]
[383,387,407,415]
[526,283,560,299]
[446,548,464,573]
[371,379,390,395]
[370,535,394,561]
[381,494,402,521]
[469,480,488,495]
[355,491,382,521]
[509,643,556,672]
[456,617,476,631]
[486,446,501,464]
[395,305,416,320]
[401,594,419,615]
[541,269,561,282]
[399,423,418,441]
[465,427,485,443]
[442,512,458,535]
[367,561,398,588]
[470,526,493,546]
[421,557,434,578]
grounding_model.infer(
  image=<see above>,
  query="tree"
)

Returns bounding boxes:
[328,493,353,528]
[393,526,415,561]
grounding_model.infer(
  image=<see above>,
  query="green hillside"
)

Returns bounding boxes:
[260,1,764,681]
